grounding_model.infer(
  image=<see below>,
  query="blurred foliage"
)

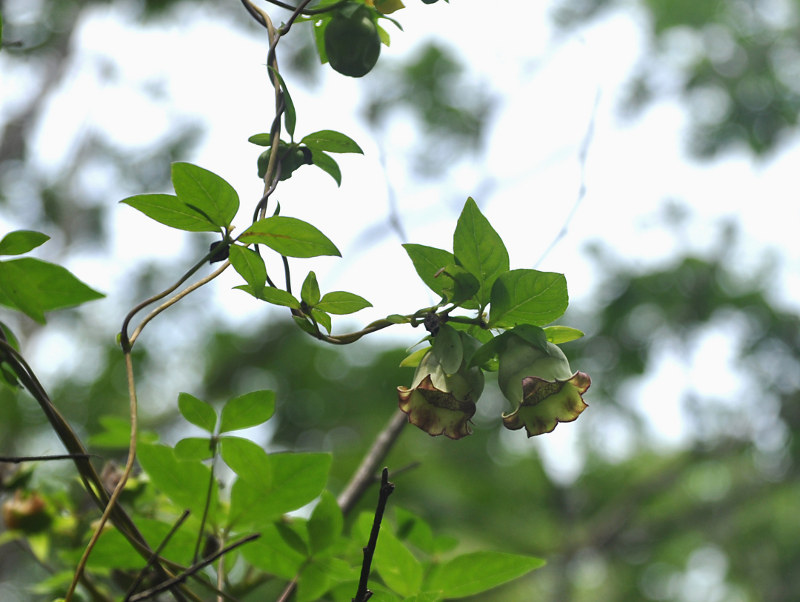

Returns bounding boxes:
[554,0,800,157]
[364,42,495,176]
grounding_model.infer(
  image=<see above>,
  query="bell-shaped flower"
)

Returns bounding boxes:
[498,336,590,437]
[397,345,484,440]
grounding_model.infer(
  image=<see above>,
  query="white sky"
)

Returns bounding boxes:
[3,0,800,478]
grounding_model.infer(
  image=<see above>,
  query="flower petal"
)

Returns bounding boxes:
[502,371,590,437]
[398,375,476,439]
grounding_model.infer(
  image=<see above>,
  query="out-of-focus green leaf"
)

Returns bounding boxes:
[489,269,568,328]
[543,325,585,344]
[137,444,218,519]
[0,231,49,255]
[177,392,217,433]
[239,217,340,258]
[174,437,215,461]
[453,197,509,306]
[307,490,343,555]
[230,452,331,528]
[219,390,276,433]
[424,551,545,598]
[240,523,307,579]
[220,436,271,483]
[171,162,239,229]
[0,258,103,323]
[120,194,219,232]
[356,512,423,597]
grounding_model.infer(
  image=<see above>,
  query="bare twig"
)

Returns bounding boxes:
[353,468,395,602]
[535,87,601,267]
[338,410,407,516]
[0,454,93,463]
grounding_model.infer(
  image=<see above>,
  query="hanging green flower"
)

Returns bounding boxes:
[397,335,484,439]
[498,335,590,437]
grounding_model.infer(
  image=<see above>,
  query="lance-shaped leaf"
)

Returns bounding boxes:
[121,193,220,232]
[402,243,455,299]
[301,271,321,307]
[230,245,267,296]
[489,269,568,328]
[544,325,585,344]
[453,198,509,306]
[301,130,363,154]
[310,150,342,186]
[171,162,239,229]
[239,217,340,258]
[315,291,371,315]
[0,231,49,256]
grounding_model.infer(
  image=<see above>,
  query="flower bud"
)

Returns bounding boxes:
[497,336,590,437]
[397,342,484,440]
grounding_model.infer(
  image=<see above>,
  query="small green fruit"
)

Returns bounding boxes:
[324,5,381,78]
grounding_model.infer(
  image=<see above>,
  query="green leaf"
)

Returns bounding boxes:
[544,325,585,344]
[177,392,217,433]
[315,291,372,315]
[307,491,343,555]
[120,193,219,232]
[424,551,545,598]
[0,258,103,323]
[254,286,301,309]
[402,244,455,299]
[301,130,363,154]
[87,416,158,450]
[0,231,49,255]
[356,512,423,597]
[137,444,218,518]
[488,269,568,328]
[171,162,239,229]
[219,390,276,433]
[240,523,307,579]
[270,68,296,138]
[310,150,342,186]
[248,133,274,146]
[239,217,340,258]
[220,436,271,483]
[510,323,548,352]
[438,264,479,308]
[301,271,321,306]
[432,323,462,375]
[230,245,267,295]
[310,308,332,334]
[88,518,197,570]
[399,346,428,368]
[174,437,215,461]
[453,198,509,307]
[230,453,332,527]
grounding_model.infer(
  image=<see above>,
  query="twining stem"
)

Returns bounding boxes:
[128,260,230,347]
[65,351,142,601]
